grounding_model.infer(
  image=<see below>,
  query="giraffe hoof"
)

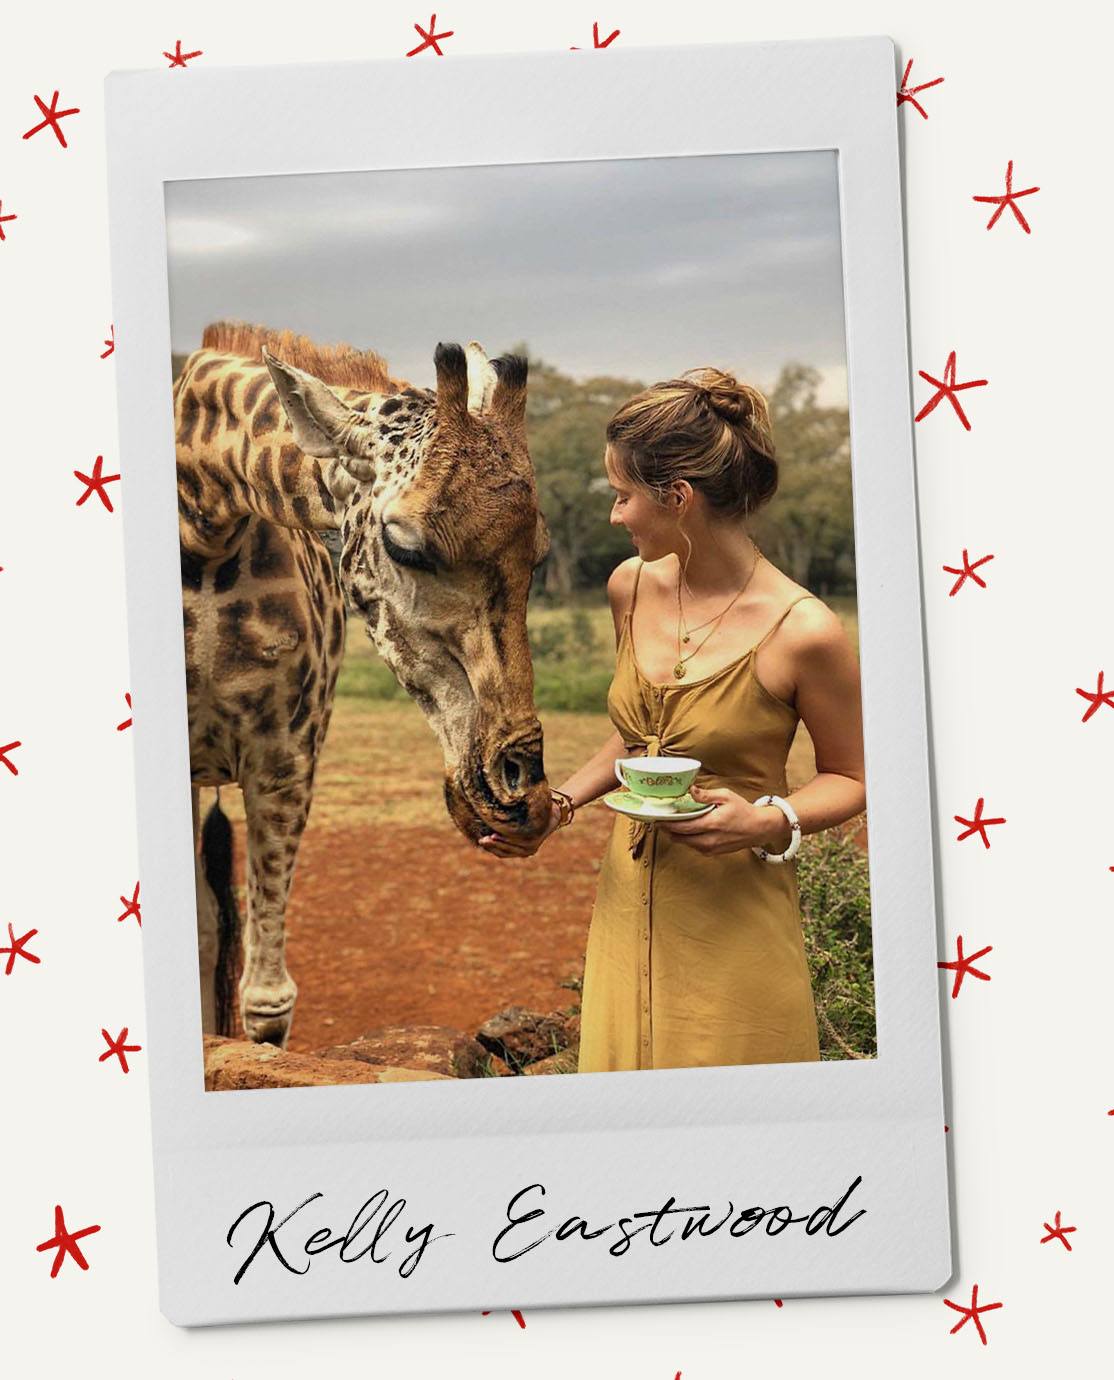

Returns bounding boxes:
[241,982,297,1048]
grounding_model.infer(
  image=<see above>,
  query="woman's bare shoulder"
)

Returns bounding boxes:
[606,556,642,610]
[781,589,854,662]
[759,565,847,649]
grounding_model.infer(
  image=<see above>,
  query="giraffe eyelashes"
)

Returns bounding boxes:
[382,521,439,574]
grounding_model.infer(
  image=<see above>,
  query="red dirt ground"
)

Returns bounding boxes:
[208,696,854,1058]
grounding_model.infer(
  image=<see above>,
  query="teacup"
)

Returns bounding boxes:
[614,755,701,800]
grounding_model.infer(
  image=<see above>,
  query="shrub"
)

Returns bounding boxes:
[796,820,876,1061]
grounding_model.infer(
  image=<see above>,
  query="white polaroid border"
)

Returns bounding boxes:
[104,36,950,1326]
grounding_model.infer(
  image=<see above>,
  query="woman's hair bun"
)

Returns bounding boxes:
[687,367,767,432]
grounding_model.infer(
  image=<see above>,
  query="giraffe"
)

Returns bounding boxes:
[175,321,553,1048]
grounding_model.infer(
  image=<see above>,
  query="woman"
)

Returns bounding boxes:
[480,367,866,1072]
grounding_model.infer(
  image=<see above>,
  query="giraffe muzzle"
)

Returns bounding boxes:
[441,735,550,844]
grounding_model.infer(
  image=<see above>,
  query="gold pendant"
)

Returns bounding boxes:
[673,661,687,680]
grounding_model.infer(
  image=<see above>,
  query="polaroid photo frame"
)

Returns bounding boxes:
[104,35,950,1326]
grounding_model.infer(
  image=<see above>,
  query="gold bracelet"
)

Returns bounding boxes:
[550,788,576,827]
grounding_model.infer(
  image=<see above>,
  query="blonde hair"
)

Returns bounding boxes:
[605,366,777,520]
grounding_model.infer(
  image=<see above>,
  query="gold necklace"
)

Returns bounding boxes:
[679,541,763,643]
[672,546,762,680]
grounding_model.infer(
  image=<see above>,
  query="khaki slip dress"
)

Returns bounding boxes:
[577,559,822,1072]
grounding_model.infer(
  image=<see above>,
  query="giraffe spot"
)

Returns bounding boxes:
[214,550,241,593]
[177,389,200,446]
[220,370,240,418]
[252,394,281,437]
[250,520,293,580]
[243,372,268,413]
[199,377,222,444]
[181,549,204,591]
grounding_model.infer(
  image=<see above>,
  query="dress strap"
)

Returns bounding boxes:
[626,559,645,621]
[753,594,816,654]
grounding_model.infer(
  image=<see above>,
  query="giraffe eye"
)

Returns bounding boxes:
[382,521,438,574]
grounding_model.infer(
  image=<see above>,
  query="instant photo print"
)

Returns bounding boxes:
[104,35,951,1325]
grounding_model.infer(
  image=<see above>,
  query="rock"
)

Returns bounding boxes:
[203,1035,450,1091]
[485,1054,516,1077]
[476,1006,578,1071]
[523,1049,579,1076]
[316,1025,491,1079]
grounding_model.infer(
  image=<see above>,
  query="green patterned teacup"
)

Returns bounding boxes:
[614,755,701,800]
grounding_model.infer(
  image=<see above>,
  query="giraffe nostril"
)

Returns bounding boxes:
[502,756,521,794]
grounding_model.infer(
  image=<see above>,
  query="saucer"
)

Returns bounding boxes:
[603,789,716,822]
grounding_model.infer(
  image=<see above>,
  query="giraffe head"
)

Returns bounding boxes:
[263,340,552,845]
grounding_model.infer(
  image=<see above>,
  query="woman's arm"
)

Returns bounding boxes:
[755,602,866,850]
[552,727,629,812]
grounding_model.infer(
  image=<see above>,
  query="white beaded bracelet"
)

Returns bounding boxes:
[751,793,802,863]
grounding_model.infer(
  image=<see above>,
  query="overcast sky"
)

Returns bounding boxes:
[165,151,847,405]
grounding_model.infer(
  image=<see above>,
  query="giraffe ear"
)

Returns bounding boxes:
[262,347,375,482]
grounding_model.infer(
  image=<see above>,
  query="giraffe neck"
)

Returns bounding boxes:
[175,351,355,554]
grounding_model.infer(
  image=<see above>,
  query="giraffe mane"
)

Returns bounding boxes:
[200,320,408,393]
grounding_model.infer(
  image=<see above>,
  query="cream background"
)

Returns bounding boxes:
[0,1,1109,1375]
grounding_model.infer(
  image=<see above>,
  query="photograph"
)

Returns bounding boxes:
[166,149,873,1091]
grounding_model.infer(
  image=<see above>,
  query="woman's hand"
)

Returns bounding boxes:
[478,800,564,859]
[655,785,791,855]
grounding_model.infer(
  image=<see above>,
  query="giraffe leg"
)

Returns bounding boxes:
[192,787,219,1034]
[238,776,312,1047]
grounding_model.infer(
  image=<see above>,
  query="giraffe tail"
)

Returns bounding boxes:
[200,794,241,1038]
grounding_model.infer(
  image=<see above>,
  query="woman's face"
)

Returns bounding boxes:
[604,445,681,562]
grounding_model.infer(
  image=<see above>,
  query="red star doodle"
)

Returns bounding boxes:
[1076,671,1114,723]
[22,91,80,149]
[0,200,16,242]
[99,1027,142,1073]
[571,22,621,49]
[36,1205,101,1278]
[943,549,994,596]
[938,935,993,999]
[101,325,115,359]
[164,40,203,68]
[896,58,944,119]
[481,1309,526,1328]
[1,740,21,775]
[1040,1210,1076,1251]
[74,455,121,512]
[943,1283,1003,1345]
[1,922,41,975]
[116,883,141,927]
[954,797,1006,848]
[117,882,142,927]
[973,160,1040,234]
[116,693,133,732]
[915,351,988,431]
[407,14,453,56]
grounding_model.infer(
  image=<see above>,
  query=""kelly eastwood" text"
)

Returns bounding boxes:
[226,1177,867,1283]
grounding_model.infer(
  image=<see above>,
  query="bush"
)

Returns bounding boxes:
[796,820,876,1060]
